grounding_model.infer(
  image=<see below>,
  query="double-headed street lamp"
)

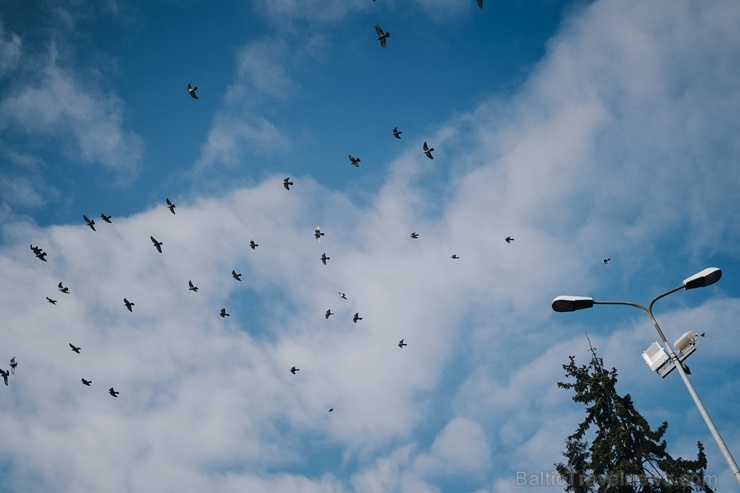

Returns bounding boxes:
[552,267,740,485]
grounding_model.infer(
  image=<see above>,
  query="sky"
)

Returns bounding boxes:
[1,0,740,492]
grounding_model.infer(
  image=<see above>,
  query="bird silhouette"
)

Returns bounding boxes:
[166,198,176,214]
[423,142,435,159]
[0,368,7,386]
[232,270,242,281]
[83,214,96,231]
[9,357,17,375]
[451,254,460,259]
[329,408,334,412]
[188,83,198,99]
[220,308,229,318]
[505,236,514,243]
[348,155,361,167]
[375,24,390,47]
[325,309,334,319]
[339,292,347,300]
[30,245,47,261]
[410,232,419,239]
[398,339,407,348]
[69,343,81,354]
[315,227,324,241]
[283,177,293,190]
[188,280,198,292]
[36,251,48,261]
[123,298,134,312]
[321,253,330,265]
[151,236,163,253]
[393,127,402,139]
[58,282,69,294]
[353,312,362,323]
[249,240,258,250]
[101,213,112,223]
[109,387,119,397]
[603,258,611,264]
[81,378,92,386]
[290,366,299,374]
[46,297,57,304]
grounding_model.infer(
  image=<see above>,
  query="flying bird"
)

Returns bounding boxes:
[58,282,69,293]
[109,387,119,397]
[348,154,361,167]
[353,312,362,323]
[410,232,419,239]
[398,339,407,348]
[101,213,112,223]
[83,214,96,231]
[0,369,7,386]
[339,292,347,300]
[188,280,198,292]
[30,244,47,261]
[188,83,198,99]
[166,198,176,214]
[151,236,163,253]
[9,357,17,375]
[451,254,460,259]
[325,309,334,319]
[329,408,334,412]
[283,177,293,190]
[123,298,134,312]
[315,227,324,241]
[375,24,390,48]
[249,240,258,250]
[69,343,81,354]
[220,308,230,318]
[232,270,242,281]
[505,236,514,243]
[46,297,57,304]
[423,141,435,159]
[393,127,402,139]
[81,378,92,386]
[321,253,330,265]
[603,258,611,264]
[36,251,48,261]
[290,366,299,375]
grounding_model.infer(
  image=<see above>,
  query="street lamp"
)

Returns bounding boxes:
[552,267,740,485]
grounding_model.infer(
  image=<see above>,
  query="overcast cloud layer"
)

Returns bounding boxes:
[1,1,740,492]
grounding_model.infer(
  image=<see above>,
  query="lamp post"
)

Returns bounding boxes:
[552,267,740,485]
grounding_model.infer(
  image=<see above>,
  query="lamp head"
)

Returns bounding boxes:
[683,267,722,290]
[552,296,594,312]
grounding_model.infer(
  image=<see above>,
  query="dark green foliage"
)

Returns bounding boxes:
[555,342,713,492]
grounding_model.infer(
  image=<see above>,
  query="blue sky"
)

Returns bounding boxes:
[1,0,740,492]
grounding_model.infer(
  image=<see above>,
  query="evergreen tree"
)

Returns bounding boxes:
[555,341,713,492]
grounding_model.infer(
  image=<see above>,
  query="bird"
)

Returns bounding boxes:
[423,141,435,159]
[83,214,96,231]
[410,232,419,239]
[477,0,483,8]
[348,154,361,167]
[46,297,57,304]
[69,343,81,354]
[249,240,258,250]
[290,366,299,374]
[325,309,334,319]
[603,258,611,264]
[353,312,362,323]
[37,251,48,261]
[31,245,48,261]
[321,253,330,265]
[283,177,293,190]
[58,282,69,294]
[505,236,514,243]
[451,254,460,259]
[0,368,7,386]
[375,24,390,48]
[339,292,347,300]
[30,244,42,255]
[188,280,198,292]
[393,127,402,139]
[150,236,163,253]
[187,83,198,99]
[166,198,176,214]
[700,332,706,337]
[232,270,242,281]
[398,339,407,348]
[81,378,92,386]
[329,408,334,412]
[123,298,134,312]
[315,227,324,241]
[220,308,229,318]
[9,357,17,375]
[109,387,119,397]
[101,213,112,223]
